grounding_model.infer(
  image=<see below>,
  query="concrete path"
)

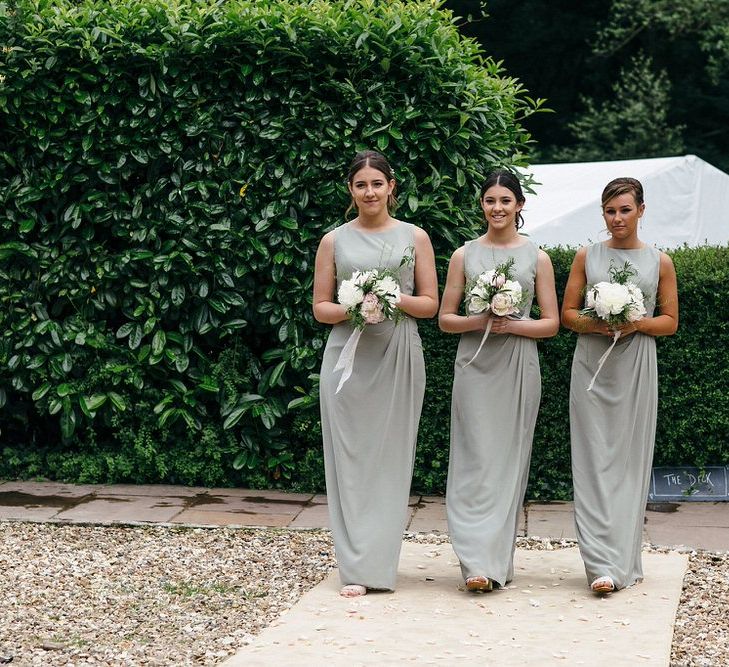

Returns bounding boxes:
[0,480,726,552]
[223,542,688,667]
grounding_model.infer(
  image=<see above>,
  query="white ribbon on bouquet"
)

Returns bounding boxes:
[463,317,494,367]
[587,330,621,391]
[333,328,363,393]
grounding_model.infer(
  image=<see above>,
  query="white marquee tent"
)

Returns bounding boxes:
[519,155,729,248]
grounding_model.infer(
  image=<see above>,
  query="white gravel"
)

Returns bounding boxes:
[0,523,726,666]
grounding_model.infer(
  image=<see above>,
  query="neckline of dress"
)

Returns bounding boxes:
[347,219,402,235]
[476,238,529,250]
[603,241,647,251]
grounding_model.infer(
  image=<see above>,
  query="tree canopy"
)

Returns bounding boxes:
[448,0,729,170]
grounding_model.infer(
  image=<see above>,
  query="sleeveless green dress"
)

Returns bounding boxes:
[319,221,425,590]
[446,240,540,586]
[570,242,660,589]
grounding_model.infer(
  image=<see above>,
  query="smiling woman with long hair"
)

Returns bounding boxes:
[439,170,559,592]
[312,150,438,597]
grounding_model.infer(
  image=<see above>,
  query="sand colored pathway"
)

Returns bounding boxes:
[225,542,687,666]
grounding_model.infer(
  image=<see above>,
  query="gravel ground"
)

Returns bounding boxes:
[0,523,726,666]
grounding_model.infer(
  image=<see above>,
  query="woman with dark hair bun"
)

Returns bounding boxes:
[562,177,678,594]
[439,169,559,592]
[313,150,438,597]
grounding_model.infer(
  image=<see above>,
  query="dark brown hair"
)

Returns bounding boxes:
[345,150,398,217]
[480,169,525,230]
[601,177,644,208]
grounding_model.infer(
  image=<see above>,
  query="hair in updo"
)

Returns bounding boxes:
[601,177,644,209]
[345,150,398,218]
[479,169,525,230]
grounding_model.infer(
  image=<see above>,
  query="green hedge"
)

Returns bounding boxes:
[0,0,538,484]
[290,245,729,500]
[3,2,724,497]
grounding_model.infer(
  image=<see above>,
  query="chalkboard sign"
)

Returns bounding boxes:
[649,466,729,501]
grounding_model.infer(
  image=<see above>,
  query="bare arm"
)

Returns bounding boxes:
[439,247,487,333]
[562,247,679,337]
[615,251,679,336]
[441,246,560,338]
[312,231,348,325]
[397,226,439,319]
[561,246,612,335]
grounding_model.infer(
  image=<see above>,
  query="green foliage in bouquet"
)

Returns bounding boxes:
[0,0,539,484]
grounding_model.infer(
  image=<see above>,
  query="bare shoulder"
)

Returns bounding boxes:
[537,247,553,263]
[450,244,466,261]
[658,250,675,266]
[318,229,336,249]
[411,224,432,244]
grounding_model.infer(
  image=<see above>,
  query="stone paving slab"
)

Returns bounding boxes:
[55,495,187,523]
[0,504,61,521]
[223,542,688,667]
[645,501,728,526]
[407,496,448,534]
[169,509,297,527]
[290,503,331,529]
[207,488,315,502]
[645,525,729,552]
[183,494,308,515]
[100,484,208,497]
[0,480,98,497]
[526,503,579,541]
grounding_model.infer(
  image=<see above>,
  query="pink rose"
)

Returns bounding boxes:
[491,291,516,316]
[492,273,506,288]
[360,292,385,325]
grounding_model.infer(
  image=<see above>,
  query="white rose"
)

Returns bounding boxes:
[502,280,523,301]
[372,276,401,306]
[585,287,596,310]
[593,282,631,319]
[338,279,364,309]
[468,295,489,314]
[626,283,646,321]
[352,270,375,287]
[481,270,496,286]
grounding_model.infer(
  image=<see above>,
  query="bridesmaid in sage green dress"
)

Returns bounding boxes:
[562,177,678,594]
[312,151,438,598]
[439,170,559,592]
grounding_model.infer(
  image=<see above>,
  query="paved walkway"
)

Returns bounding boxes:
[0,480,727,552]
[2,480,727,666]
[223,543,688,666]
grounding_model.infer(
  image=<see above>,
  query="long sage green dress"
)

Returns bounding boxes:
[446,240,540,587]
[570,242,660,589]
[319,221,425,591]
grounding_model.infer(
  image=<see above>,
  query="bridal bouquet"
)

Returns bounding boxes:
[580,260,646,390]
[465,257,524,317]
[337,269,402,330]
[333,267,403,393]
[463,257,526,366]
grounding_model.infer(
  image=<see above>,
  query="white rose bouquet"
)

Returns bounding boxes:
[333,265,406,393]
[465,257,525,318]
[463,257,527,366]
[337,269,402,330]
[580,260,646,390]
